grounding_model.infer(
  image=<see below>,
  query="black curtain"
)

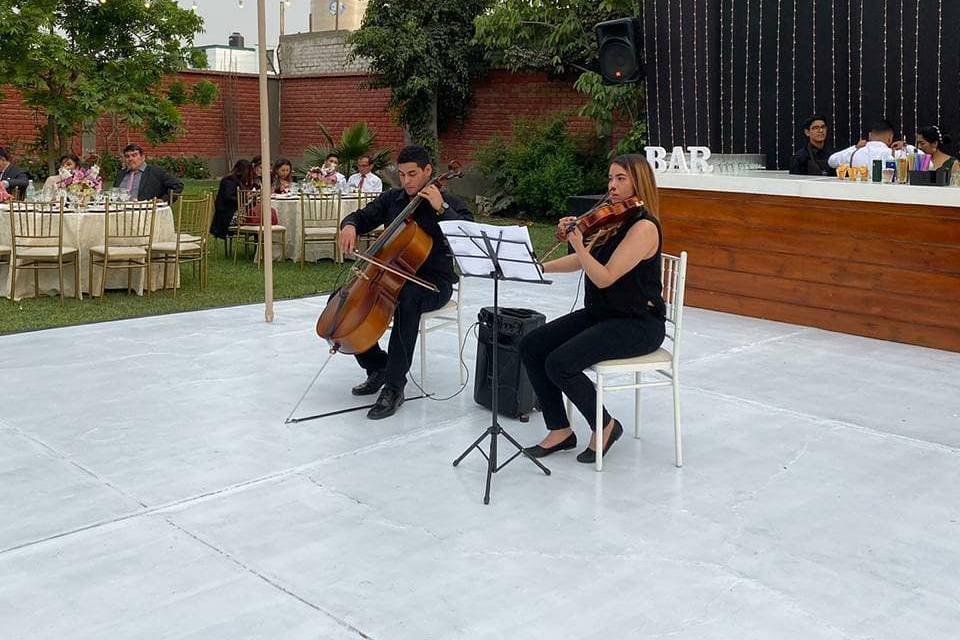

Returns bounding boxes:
[644,0,960,168]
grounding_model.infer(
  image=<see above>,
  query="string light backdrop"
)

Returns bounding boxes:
[641,0,959,168]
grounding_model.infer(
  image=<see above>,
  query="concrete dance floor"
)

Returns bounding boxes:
[2,272,958,639]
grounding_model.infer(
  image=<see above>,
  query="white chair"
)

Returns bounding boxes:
[417,276,466,392]
[566,251,688,471]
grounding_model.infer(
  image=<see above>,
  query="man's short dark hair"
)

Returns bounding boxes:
[869,119,895,135]
[0,147,12,161]
[396,145,431,169]
[325,153,339,162]
[123,143,144,155]
[357,155,372,165]
[803,114,827,131]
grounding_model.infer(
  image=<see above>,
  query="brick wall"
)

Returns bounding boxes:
[439,70,594,163]
[94,70,264,163]
[279,70,593,166]
[3,69,594,172]
[0,86,46,152]
[279,74,404,163]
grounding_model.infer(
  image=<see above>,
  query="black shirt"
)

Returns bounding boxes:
[584,209,666,320]
[789,144,836,176]
[341,187,473,286]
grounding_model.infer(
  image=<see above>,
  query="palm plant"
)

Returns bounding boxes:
[300,122,392,177]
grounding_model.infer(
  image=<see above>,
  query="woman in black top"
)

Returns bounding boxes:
[520,154,666,465]
[211,159,254,238]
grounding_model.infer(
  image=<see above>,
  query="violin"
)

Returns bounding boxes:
[542,196,644,260]
[315,163,464,354]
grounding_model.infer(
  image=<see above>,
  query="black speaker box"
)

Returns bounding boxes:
[595,17,644,85]
[473,307,546,418]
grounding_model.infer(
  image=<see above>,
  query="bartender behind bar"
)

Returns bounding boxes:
[789,114,836,176]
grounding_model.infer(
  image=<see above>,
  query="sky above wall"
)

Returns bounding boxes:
[176,0,310,47]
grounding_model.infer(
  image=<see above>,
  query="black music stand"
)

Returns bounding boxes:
[442,222,551,504]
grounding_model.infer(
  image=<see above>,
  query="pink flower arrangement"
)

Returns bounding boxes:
[57,165,103,201]
[306,165,338,189]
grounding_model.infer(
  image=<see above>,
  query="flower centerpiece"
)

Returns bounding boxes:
[305,165,339,192]
[57,165,103,208]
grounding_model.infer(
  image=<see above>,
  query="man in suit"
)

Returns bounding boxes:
[0,147,30,197]
[113,144,183,202]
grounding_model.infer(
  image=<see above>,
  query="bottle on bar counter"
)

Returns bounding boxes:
[897,157,909,184]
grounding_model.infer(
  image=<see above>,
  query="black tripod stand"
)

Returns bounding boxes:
[447,228,551,504]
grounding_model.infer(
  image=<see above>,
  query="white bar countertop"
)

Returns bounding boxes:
[656,171,960,208]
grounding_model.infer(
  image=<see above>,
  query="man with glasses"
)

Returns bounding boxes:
[346,155,383,193]
[112,144,183,202]
[790,115,836,176]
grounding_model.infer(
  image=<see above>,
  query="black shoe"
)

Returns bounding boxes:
[523,432,577,459]
[577,419,624,464]
[352,369,386,396]
[367,385,404,420]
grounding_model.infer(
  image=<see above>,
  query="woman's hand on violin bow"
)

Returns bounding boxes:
[566,225,585,252]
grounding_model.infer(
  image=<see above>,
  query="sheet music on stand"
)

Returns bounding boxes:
[438,220,545,282]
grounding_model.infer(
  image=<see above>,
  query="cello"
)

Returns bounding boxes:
[316,164,464,355]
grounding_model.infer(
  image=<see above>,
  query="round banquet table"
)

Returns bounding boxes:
[270,194,363,262]
[0,203,177,300]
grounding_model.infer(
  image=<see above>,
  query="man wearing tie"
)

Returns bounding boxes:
[346,155,383,194]
[113,144,183,202]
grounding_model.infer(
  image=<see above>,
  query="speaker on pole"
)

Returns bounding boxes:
[595,17,644,85]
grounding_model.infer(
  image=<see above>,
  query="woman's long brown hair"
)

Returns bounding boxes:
[611,153,660,221]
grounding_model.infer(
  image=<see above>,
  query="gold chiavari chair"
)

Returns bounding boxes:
[233,188,286,265]
[88,200,157,300]
[356,190,382,251]
[299,192,341,268]
[151,193,213,295]
[8,199,79,304]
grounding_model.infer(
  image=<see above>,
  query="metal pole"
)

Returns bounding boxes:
[257,0,275,322]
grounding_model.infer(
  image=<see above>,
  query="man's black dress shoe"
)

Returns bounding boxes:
[577,419,624,463]
[367,385,404,420]
[523,432,577,458]
[352,369,386,396]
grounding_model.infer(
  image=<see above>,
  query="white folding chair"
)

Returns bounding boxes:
[417,276,466,392]
[566,251,688,471]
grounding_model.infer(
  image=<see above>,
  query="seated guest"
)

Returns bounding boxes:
[829,120,915,170]
[42,153,81,194]
[271,158,296,194]
[0,147,30,197]
[916,125,959,177]
[320,153,346,190]
[251,155,263,189]
[347,155,383,193]
[211,159,254,239]
[789,115,836,176]
[113,144,183,202]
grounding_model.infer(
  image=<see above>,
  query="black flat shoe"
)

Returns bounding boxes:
[352,369,386,396]
[523,432,577,459]
[577,419,624,464]
[367,385,404,420]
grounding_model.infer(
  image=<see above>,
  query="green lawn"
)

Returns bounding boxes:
[0,180,556,335]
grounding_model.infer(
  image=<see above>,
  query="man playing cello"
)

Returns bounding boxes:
[337,145,473,419]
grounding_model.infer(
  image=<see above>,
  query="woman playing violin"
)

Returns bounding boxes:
[521,154,666,465]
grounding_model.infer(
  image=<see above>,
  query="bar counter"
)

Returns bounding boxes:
[655,172,960,351]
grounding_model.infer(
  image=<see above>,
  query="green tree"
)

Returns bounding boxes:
[474,0,645,151]
[0,0,217,172]
[349,0,491,154]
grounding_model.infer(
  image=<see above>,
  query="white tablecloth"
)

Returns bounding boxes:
[0,204,177,299]
[270,195,362,262]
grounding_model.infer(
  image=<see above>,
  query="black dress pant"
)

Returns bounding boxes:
[352,279,453,389]
[519,308,665,431]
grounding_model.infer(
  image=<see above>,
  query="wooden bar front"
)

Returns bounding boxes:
[659,187,960,352]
